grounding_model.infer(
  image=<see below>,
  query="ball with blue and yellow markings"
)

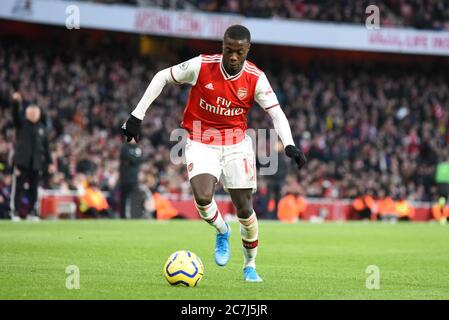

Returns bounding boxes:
[163,250,204,287]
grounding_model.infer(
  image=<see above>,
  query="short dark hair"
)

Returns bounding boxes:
[224,25,251,43]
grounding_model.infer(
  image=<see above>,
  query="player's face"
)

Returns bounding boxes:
[222,37,250,75]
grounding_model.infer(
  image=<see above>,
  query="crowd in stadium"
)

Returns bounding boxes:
[0,36,448,218]
[86,0,449,30]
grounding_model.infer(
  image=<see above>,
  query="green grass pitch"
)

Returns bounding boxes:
[0,220,448,300]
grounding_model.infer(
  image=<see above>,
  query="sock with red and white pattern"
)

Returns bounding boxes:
[195,199,228,234]
[239,211,259,268]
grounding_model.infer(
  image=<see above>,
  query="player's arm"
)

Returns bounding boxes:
[255,73,307,169]
[121,56,201,142]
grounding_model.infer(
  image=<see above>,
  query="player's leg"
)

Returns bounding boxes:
[185,139,230,265]
[190,173,227,233]
[228,188,262,282]
[190,174,231,266]
[222,135,261,281]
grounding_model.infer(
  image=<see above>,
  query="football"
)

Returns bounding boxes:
[163,250,204,287]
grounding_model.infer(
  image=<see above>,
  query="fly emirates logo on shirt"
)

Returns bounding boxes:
[199,96,244,117]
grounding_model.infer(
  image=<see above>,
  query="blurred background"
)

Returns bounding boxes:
[0,0,448,222]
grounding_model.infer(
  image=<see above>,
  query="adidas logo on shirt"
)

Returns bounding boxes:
[205,83,214,90]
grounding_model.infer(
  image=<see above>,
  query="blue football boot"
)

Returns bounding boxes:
[243,266,263,282]
[214,223,231,266]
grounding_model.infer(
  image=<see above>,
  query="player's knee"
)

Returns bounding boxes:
[194,193,214,207]
[237,206,254,219]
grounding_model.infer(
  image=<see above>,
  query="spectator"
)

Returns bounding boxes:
[395,194,415,221]
[432,196,449,225]
[153,192,179,220]
[78,177,111,218]
[435,151,449,200]
[277,187,307,223]
[352,191,376,220]
[119,140,144,218]
[377,191,397,222]
[0,172,11,219]
[264,140,289,219]
[9,92,52,221]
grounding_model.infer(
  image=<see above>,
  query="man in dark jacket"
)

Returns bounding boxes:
[10,92,52,221]
[265,141,289,219]
[119,140,143,218]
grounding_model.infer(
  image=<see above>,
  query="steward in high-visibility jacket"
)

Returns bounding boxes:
[352,194,376,220]
[153,193,179,220]
[395,199,415,221]
[377,196,397,221]
[277,194,307,223]
[432,197,449,224]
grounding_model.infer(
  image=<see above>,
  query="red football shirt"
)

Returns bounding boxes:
[170,54,279,145]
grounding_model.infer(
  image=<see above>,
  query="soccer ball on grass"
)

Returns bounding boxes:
[163,250,204,287]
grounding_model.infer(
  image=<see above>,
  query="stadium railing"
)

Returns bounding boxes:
[37,189,433,221]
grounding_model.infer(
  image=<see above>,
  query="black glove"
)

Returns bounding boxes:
[121,115,142,142]
[285,145,307,170]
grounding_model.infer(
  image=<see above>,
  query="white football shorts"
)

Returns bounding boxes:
[185,135,257,193]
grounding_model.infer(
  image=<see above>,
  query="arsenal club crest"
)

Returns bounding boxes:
[237,87,248,99]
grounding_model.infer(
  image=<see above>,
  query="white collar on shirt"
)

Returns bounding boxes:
[220,57,246,81]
